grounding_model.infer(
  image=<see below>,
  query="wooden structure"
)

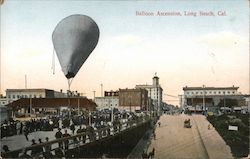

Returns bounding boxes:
[6,98,97,111]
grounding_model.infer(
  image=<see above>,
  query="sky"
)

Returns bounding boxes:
[0,0,249,105]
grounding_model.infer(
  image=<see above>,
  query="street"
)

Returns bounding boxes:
[147,114,233,159]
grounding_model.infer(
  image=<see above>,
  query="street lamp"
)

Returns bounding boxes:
[202,85,206,113]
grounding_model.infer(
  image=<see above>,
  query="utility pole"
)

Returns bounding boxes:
[129,96,132,113]
[202,85,206,113]
[29,98,32,117]
[25,74,27,89]
[93,91,96,101]
[111,92,114,122]
[77,98,80,116]
[100,84,103,97]
[88,110,91,126]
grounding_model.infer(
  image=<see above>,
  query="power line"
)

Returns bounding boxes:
[164,94,179,98]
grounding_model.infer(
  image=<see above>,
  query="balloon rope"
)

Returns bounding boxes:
[52,49,55,75]
[67,78,74,92]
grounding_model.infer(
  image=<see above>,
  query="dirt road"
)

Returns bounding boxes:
[147,114,233,159]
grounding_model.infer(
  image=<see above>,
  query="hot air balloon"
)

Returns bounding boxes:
[52,14,99,89]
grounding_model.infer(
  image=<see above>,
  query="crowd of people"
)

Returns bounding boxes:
[1,109,150,158]
[1,117,60,139]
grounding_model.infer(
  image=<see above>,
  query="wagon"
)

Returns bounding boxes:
[184,119,191,128]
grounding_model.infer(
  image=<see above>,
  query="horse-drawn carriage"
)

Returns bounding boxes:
[184,119,191,128]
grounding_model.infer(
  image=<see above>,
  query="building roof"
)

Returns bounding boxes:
[119,88,148,92]
[135,84,163,89]
[6,98,97,111]
[6,88,53,92]
[183,86,239,91]
[135,84,152,88]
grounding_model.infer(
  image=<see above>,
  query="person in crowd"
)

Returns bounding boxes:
[30,139,40,156]
[20,122,23,134]
[24,126,29,141]
[37,138,44,154]
[62,129,71,150]
[70,123,75,134]
[76,126,82,142]
[44,137,53,158]
[1,124,8,138]
[19,148,32,158]
[55,128,63,148]
[81,126,87,143]
[44,137,51,152]
[148,148,155,158]
[2,145,10,152]
[16,121,21,135]
[54,148,64,158]
[2,145,12,158]
[158,121,161,127]
[208,124,211,130]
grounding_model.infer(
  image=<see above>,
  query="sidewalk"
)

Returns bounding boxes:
[1,127,76,151]
[192,115,233,159]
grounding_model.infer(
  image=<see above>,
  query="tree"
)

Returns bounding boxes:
[217,98,238,108]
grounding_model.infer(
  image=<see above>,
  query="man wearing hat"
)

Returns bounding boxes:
[55,128,63,148]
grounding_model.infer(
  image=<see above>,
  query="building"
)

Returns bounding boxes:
[119,88,148,112]
[135,74,163,114]
[182,86,245,112]
[183,86,239,97]
[0,95,9,122]
[0,96,7,106]
[6,89,68,104]
[95,91,119,109]
[6,97,97,118]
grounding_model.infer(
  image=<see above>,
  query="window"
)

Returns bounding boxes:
[196,92,198,94]
[29,95,32,98]
[228,91,230,94]
[218,92,221,94]
[223,91,225,94]
[232,91,235,94]
[17,95,20,98]
[187,92,189,95]
[12,95,15,99]
[214,92,216,94]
